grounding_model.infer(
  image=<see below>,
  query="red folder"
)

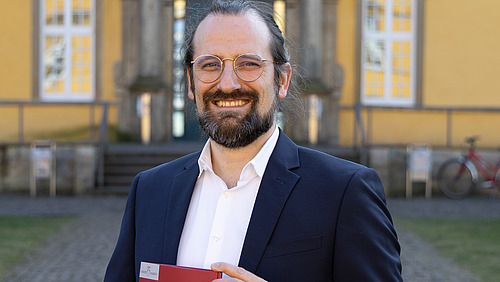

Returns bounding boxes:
[139,262,222,282]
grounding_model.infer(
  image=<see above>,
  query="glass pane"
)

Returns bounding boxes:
[308,95,322,145]
[173,111,185,138]
[365,40,385,70]
[44,36,66,93]
[274,1,286,36]
[364,70,385,98]
[71,0,91,9]
[83,81,90,92]
[365,0,385,32]
[173,0,186,138]
[392,41,411,98]
[391,71,410,98]
[174,0,186,20]
[365,86,373,96]
[46,0,65,26]
[393,0,412,32]
[71,36,91,93]
[363,40,385,98]
[71,81,80,92]
[72,0,92,26]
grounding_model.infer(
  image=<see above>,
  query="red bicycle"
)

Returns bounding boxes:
[436,136,500,199]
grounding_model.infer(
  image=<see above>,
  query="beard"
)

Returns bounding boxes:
[196,88,277,148]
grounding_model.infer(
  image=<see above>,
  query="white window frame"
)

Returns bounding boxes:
[361,0,417,107]
[40,0,95,102]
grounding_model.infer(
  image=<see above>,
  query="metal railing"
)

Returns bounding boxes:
[0,100,114,144]
[3,100,499,149]
[349,104,500,149]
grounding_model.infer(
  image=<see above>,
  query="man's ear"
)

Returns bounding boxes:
[278,63,292,99]
[187,69,195,100]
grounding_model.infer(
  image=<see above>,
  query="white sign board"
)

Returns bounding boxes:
[408,147,432,176]
[31,147,53,179]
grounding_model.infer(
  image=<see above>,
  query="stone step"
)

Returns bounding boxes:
[98,142,204,193]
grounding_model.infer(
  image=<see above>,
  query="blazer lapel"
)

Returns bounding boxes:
[162,155,200,264]
[239,132,301,273]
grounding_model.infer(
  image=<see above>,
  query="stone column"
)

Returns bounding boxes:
[116,0,173,142]
[116,0,140,139]
[288,0,326,145]
[134,0,169,143]
[300,0,323,80]
[285,0,342,146]
[286,0,300,72]
[320,0,343,146]
[284,0,308,144]
[139,0,162,78]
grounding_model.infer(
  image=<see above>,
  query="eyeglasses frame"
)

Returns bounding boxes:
[190,53,275,83]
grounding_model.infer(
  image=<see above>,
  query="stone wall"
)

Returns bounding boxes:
[0,142,496,197]
[369,146,499,198]
[0,144,96,195]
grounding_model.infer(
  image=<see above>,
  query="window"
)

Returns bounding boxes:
[361,0,417,107]
[172,0,186,138]
[274,1,286,36]
[40,0,95,101]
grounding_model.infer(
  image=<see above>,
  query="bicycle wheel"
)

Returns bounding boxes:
[437,158,475,199]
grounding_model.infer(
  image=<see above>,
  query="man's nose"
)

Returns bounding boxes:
[217,60,242,92]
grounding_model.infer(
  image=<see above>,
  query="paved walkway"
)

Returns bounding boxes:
[0,196,125,282]
[0,195,498,281]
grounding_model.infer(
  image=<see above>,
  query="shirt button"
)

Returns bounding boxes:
[224,191,232,198]
[213,234,222,241]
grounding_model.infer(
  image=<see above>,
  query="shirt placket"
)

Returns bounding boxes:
[203,187,233,268]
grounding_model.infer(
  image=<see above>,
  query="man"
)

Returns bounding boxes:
[105,1,402,281]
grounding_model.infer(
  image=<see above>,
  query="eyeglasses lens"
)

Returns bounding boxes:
[193,56,222,83]
[234,54,264,81]
[193,54,265,83]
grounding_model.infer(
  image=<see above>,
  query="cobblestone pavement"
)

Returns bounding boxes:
[0,195,126,282]
[0,194,498,281]
[388,197,500,282]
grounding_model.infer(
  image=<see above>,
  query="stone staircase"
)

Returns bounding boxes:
[96,142,360,194]
[97,142,204,194]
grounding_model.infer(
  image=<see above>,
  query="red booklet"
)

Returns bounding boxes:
[139,262,222,282]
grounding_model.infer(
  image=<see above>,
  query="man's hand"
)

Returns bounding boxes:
[211,262,267,282]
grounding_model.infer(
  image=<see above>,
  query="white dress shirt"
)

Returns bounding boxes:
[177,127,280,271]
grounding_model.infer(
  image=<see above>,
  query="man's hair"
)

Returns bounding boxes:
[182,0,301,116]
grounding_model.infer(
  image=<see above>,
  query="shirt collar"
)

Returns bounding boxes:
[197,126,280,179]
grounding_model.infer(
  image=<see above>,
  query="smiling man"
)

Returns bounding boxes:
[104,1,402,281]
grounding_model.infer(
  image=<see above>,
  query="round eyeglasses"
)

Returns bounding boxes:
[191,53,274,83]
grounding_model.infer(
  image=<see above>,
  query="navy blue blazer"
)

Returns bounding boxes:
[105,132,402,281]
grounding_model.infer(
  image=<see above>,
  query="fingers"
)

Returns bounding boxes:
[211,262,267,282]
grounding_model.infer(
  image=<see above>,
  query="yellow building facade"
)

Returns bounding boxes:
[337,0,500,148]
[1,0,500,149]
[0,0,121,142]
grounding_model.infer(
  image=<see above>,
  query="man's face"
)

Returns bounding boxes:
[188,12,291,148]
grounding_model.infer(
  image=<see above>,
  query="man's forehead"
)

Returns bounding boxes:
[192,12,271,55]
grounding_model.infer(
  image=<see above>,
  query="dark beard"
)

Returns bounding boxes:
[196,89,276,148]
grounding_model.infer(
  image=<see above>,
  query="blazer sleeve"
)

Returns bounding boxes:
[104,173,140,282]
[333,167,402,281]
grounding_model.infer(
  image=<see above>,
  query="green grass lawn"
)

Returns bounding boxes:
[395,217,500,282]
[0,216,74,278]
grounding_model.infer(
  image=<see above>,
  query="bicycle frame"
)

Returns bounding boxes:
[466,148,500,186]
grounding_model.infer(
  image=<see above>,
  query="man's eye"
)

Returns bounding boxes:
[201,62,220,70]
[237,61,260,68]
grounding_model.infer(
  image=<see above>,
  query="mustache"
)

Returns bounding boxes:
[202,89,260,104]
